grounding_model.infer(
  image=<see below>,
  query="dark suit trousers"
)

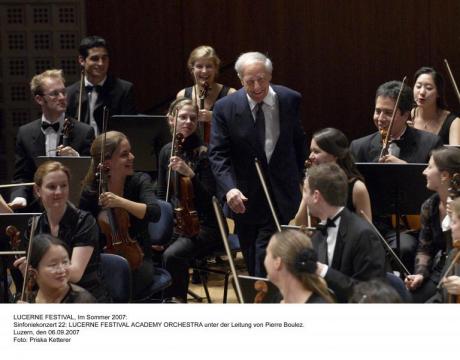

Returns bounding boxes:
[235,219,277,277]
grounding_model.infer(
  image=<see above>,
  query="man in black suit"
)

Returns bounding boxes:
[209,52,308,277]
[350,81,442,272]
[66,36,137,135]
[10,69,94,210]
[350,80,442,163]
[305,163,386,302]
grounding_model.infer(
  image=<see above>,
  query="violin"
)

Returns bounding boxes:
[199,82,211,144]
[62,118,74,148]
[171,133,200,237]
[19,216,39,303]
[96,107,144,270]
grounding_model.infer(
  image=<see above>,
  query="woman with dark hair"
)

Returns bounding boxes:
[294,127,371,225]
[411,66,460,145]
[21,234,95,303]
[264,230,333,303]
[349,279,401,303]
[405,147,460,302]
[157,97,220,302]
[79,131,161,301]
[177,45,236,139]
[14,161,108,302]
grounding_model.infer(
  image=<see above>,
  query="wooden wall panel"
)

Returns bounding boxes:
[85,0,460,141]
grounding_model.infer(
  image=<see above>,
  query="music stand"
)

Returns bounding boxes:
[34,156,91,206]
[0,213,40,303]
[110,115,171,173]
[356,163,432,253]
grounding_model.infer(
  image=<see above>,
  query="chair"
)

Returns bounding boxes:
[386,272,412,303]
[148,200,174,248]
[100,253,132,303]
[192,233,242,303]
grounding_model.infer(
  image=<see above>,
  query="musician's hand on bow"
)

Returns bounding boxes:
[442,275,460,295]
[379,154,406,164]
[226,188,248,214]
[99,191,124,209]
[198,109,212,123]
[13,256,27,275]
[56,145,79,157]
[169,156,195,178]
[405,274,424,290]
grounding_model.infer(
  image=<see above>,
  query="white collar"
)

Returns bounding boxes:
[41,113,65,126]
[247,85,276,111]
[84,76,107,87]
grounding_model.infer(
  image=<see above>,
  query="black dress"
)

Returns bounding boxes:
[24,203,110,302]
[412,194,449,302]
[183,85,231,110]
[79,172,161,300]
[157,133,221,300]
[437,112,458,145]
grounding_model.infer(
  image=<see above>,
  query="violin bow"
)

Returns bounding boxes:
[254,158,282,232]
[20,215,39,302]
[444,59,460,105]
[360,210,411,277]
[98,107,109,197]
[379,76,407,158]
[77,68,84,122]
[165,109,179,202]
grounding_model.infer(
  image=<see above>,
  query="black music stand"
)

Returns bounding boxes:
[0,213,40,303]
[34,156,91,206]
[356,163,432,253]
[110,115,171,173]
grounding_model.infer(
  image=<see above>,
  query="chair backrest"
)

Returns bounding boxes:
[148,200,174,246]
[100,253,132,303]
[385,272,412,303]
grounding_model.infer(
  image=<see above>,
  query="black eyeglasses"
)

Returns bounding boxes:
[41,89,67,98]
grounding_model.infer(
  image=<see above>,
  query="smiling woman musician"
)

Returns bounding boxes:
[177,45,236,143]
[79,131,161,301]
[19,234,95,303]
[157,98,221,302]
[13,161,108,302]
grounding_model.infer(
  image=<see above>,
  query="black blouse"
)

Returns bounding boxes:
[25,203,108,301]
[415,193,448,280]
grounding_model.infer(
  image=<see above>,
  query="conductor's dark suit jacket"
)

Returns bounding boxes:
[66,75,137,130]
[11,118,94,204]
[312,208,386,303]
[208,85,308,225]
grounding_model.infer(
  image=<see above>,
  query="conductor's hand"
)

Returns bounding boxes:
[405,274,424,290]
[226,188,248,214]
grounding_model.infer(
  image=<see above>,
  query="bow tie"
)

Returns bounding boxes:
[41,121,60,132]
[85,84,102,93]
[316,213,341,236]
